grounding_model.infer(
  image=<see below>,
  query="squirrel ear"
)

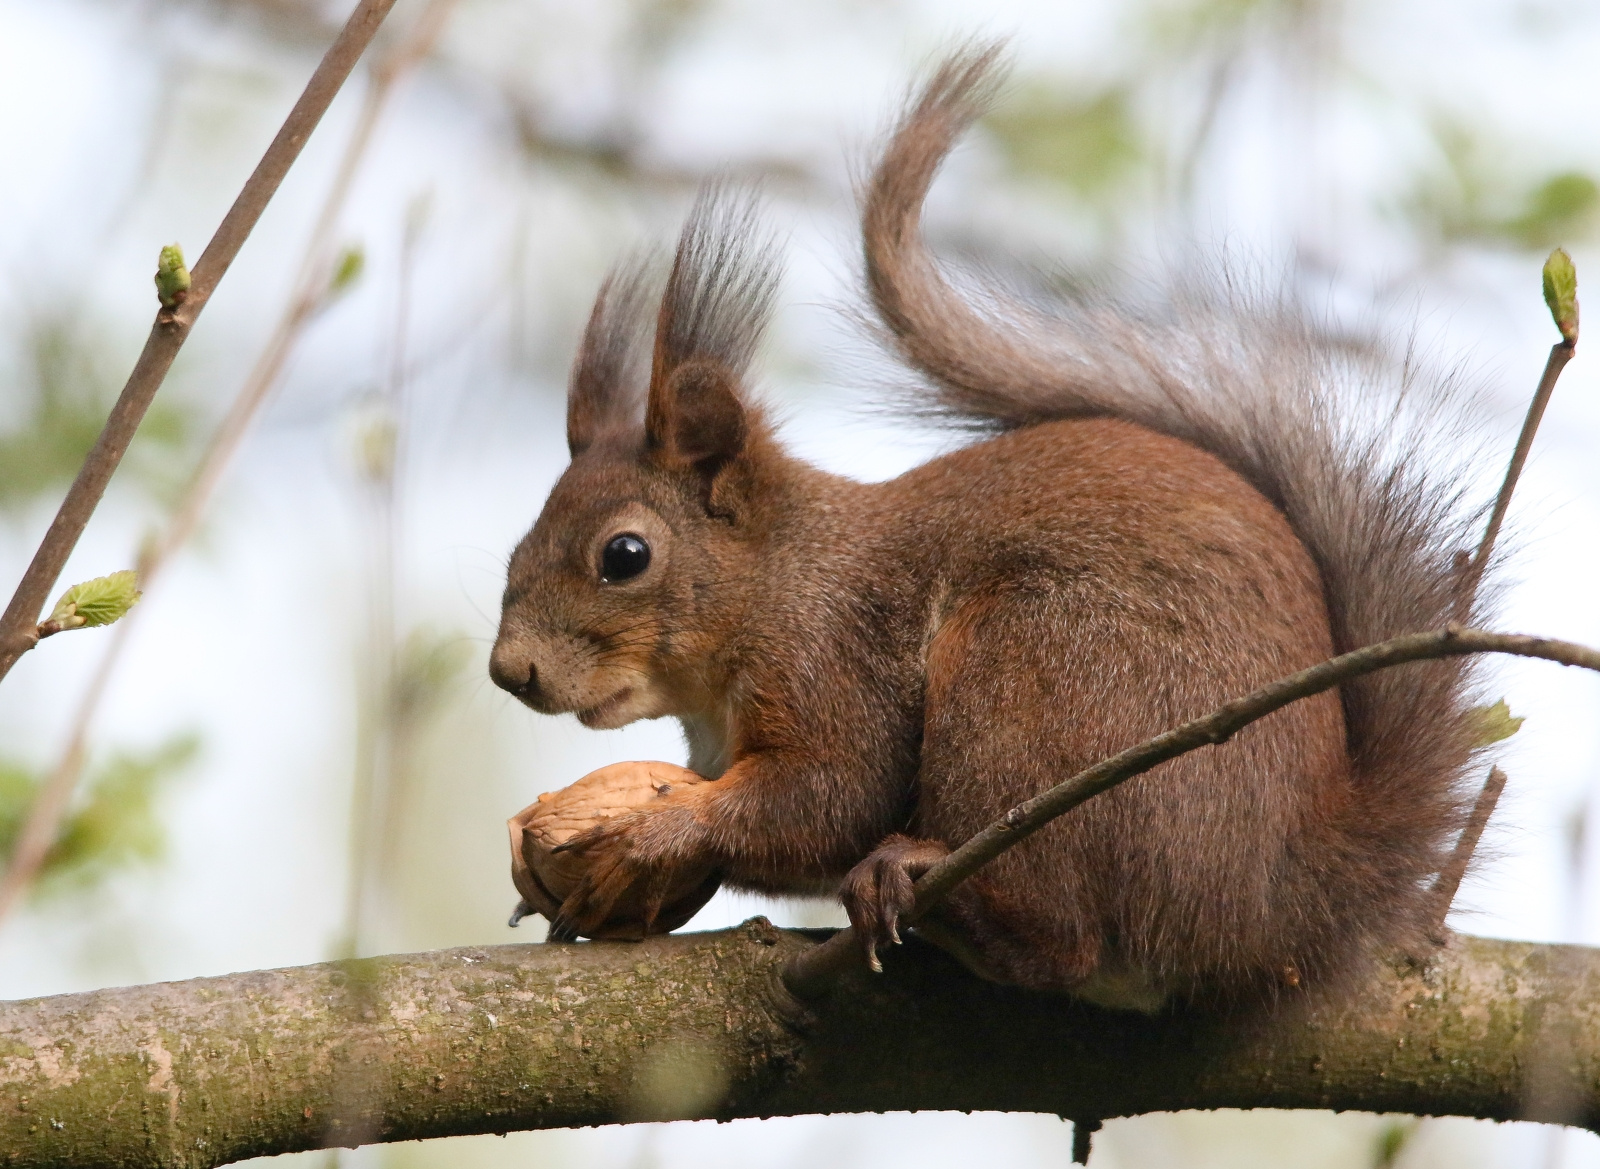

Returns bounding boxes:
[645,359,748,471]
[567,380,614,457]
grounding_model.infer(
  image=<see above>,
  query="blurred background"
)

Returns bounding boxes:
[1,0,1598,1165]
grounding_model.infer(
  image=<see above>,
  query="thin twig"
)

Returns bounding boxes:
[1071,1119,1100,1166]
[1430,332,1579,933]
[783,627,1600,995]
[1470,340,1575,583]
[1428,765,1508,941]
[0,0,400,687]
[342,191,431,960]
[0,0,454,929]
[147,0,457,578]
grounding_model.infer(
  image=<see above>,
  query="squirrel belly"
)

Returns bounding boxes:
[490,45,1488,1004]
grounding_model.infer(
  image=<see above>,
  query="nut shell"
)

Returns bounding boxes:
[508,761,720,940]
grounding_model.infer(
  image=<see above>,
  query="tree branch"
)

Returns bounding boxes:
[1471,340,1573,580]
[0,0,454,935]
[1429,765,1509,936]
[0,0,400,687]
[784,626,1600,993]
[0,925,1596,1167]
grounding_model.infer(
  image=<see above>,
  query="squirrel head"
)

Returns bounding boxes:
[490,191,784,729]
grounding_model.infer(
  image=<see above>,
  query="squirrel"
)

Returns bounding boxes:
[488,46,1492,1008]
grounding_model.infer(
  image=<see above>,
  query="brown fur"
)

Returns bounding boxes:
[489,48,1492,1006]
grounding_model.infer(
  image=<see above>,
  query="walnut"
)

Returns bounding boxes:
[507,761,721,940]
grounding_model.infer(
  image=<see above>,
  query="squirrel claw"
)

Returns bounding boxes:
[840,834,950,974]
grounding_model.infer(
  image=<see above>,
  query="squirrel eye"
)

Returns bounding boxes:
[600,533,651,582]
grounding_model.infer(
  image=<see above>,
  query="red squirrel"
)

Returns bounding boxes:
[489,47,1490,1008]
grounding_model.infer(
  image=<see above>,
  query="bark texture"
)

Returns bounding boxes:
[0,922,1595,1168]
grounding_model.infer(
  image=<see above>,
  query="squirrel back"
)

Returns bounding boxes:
[491,46,1496,1006]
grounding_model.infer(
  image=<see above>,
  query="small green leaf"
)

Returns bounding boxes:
[48,570,141,631]
[1372,1119,1419,1169]
[355,412,397,484]
[1467,698,1524,747]
[0,313,195,513]
[328,245,365,298]
[1505,173,1598,250]
[0,733,198,898]
[985,82,1143,201]
[1543,247,1579,344]
[154,243,191,309]
[39,735,198,894]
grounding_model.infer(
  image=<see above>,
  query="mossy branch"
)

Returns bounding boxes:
[0,925,1597,1167]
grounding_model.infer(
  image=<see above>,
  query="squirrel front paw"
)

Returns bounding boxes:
[548,806,713,938]
[840,835,951,973]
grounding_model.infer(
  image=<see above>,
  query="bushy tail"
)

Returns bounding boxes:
[863,45,1495,959]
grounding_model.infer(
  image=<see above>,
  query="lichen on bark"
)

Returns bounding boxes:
[0,924,1595,1169]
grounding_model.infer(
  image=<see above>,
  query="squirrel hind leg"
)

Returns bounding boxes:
[905,589,1119,995]
[840,832,1115,994]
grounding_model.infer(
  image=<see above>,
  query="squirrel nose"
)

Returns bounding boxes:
[489,645,540,701]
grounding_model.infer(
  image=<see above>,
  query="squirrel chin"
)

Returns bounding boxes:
[573,684,673,730]
[575,689,638,729]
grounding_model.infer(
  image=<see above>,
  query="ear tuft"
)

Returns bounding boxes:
[649,360,747,469]
[641,186,780,476]
[650,187,782,382]
[567,255,658,456]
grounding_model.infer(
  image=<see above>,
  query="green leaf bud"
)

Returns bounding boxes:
[356,412,397,484]
[1466,698,1524,748]
[1542,247,1579,345]
[46,570,142,632]
[154,244,191,310]
[328,244,365,298]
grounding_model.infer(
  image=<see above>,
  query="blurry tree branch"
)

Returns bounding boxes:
[502,104,817,194]
[0,0,457,932]
[190,0,825,194]
[0,0,400,687]
[179,0,345,49]
[147,0,457,585]
[1428,764,1508,936]
[0,925,1597,1167]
